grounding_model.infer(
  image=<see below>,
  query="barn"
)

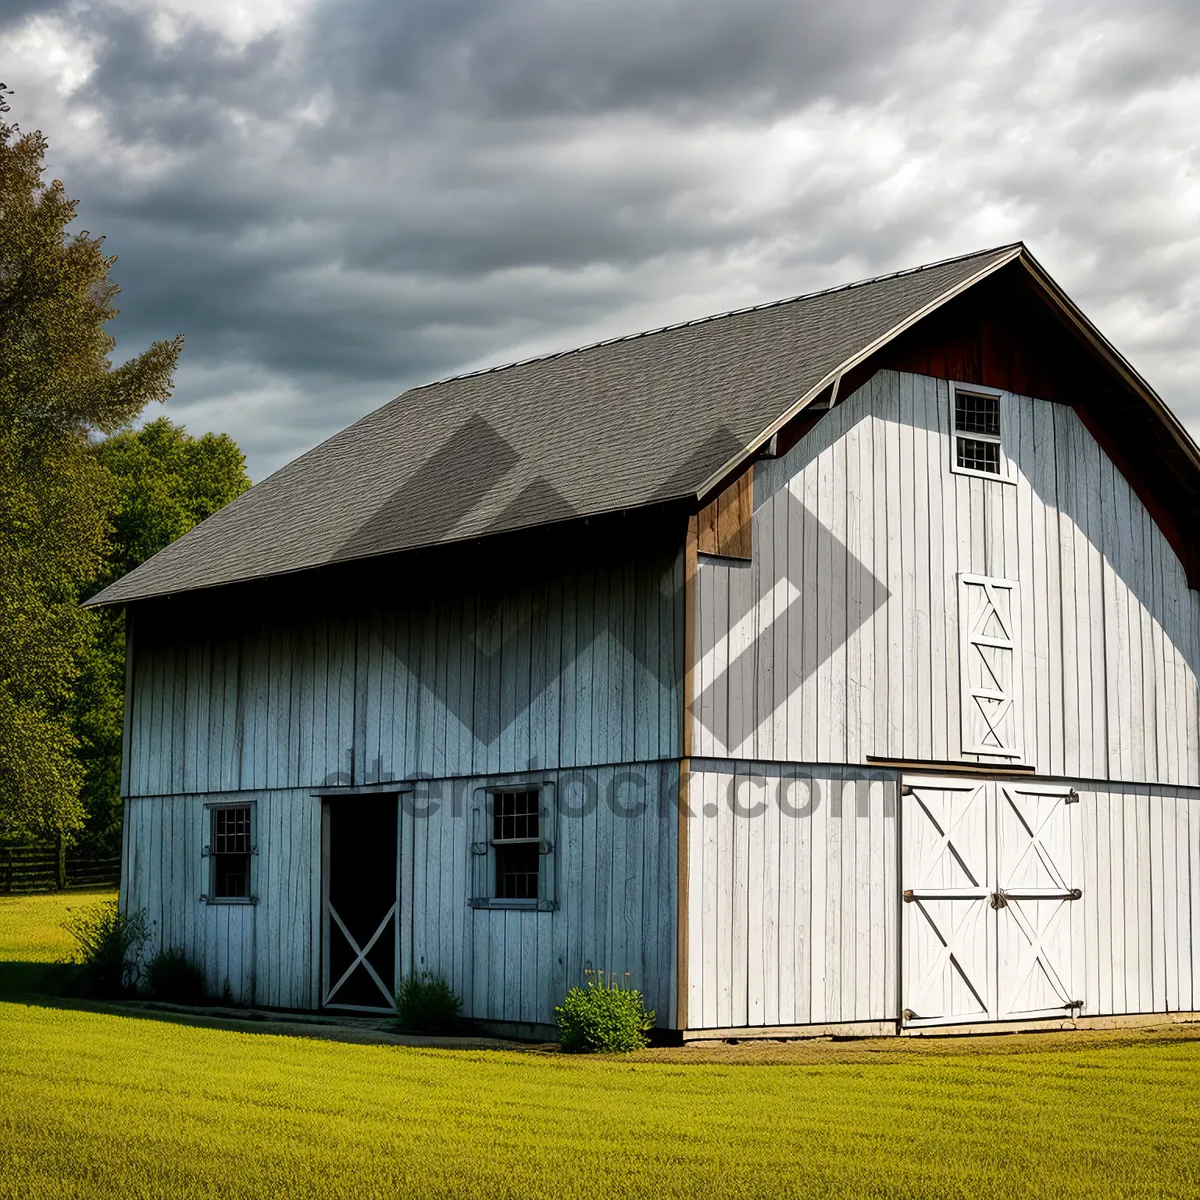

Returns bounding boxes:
[89,243,1200,1038]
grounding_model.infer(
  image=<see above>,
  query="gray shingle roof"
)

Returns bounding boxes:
[90,244,1020,605]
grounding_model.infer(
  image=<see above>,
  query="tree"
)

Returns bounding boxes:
[72,419,250,851]
[0,97,182,838]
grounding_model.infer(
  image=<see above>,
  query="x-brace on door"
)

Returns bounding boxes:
[901,777,1083,1028]
[322,794,400,1012]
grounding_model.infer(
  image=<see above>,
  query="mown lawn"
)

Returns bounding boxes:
[1,1000,1198,1199]
[0,888,116,963]
[0,890,1197,1198]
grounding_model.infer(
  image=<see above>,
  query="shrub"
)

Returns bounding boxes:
[146,946,207,1005]
[555,970,655,1053]
[395,971,463,1032]
[63,902,149,997]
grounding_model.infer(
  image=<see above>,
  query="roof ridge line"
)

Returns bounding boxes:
[405,242,1024,395]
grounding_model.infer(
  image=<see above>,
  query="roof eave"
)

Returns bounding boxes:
[1013,247,1200,472]
[692,243,1026,502]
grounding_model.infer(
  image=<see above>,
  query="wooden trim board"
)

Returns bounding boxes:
[866,756,1037,776]
[683,1020,897,1042]
[901,1011,1200,1037]
[120,609,135,799]
[676,514,699,1031]
[681,1011,1200,1042]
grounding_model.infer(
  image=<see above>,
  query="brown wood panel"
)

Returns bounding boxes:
[677,514,698,1029]
[698,467,753,559]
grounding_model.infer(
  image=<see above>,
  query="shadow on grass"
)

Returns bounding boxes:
[0,961,78,1000]
[0,965,532,1052]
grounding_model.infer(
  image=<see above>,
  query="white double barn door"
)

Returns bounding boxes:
[901,777,1084,1027]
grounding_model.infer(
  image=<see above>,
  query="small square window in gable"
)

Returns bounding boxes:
[950,384,1012,483]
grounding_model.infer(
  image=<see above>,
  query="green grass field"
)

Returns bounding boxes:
[0,888,117,963]
[1,891,1198,1198]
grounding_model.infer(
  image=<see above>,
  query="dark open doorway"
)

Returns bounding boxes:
[321,794,399,1011]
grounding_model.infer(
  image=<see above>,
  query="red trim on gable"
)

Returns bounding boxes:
[766,264,1198,586]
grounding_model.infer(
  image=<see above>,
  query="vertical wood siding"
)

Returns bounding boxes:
[126,544,684,798]
[122,789,320,1008]
[1077,782,1200,1016]
[403,761,678,1027]
[123,761,677,1023]
[684,762,1200,1031]
[685,761,900,1030]
[693,371,1200,783]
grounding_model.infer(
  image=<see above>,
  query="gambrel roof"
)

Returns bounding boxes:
[90,243,1200,605]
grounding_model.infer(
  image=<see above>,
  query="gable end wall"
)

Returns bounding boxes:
[690,368,1200,785]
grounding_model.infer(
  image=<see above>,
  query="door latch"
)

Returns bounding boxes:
[989,891,1008,909]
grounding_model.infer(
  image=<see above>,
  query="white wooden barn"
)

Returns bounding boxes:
[91,244,1200,1037]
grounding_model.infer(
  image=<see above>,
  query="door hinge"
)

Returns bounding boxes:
[903,1008,918,1021]
[1065,789,1080,804]
[1067,888,1082,900]
[902,889,914,903]
[901,785,914,796]
[1063,999,1083,1011]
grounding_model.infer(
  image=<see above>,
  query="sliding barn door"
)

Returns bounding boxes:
[901,779,995,1027]
[995,784,1083,1021]
[901,778,1083,1028]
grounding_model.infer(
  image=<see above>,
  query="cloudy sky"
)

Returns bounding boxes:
[5,0,1200,479]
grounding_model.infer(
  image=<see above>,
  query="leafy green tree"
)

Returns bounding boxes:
[73,419,250,851]
[0,97,182,838]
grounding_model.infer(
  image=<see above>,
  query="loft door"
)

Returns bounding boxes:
[901,777,1082,1028]
[322,794,399,1011]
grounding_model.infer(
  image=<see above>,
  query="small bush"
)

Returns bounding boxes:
[555,970,655,1053]
[146,947,207,1004]
[63,902,149,997]
[395,971,463,1032]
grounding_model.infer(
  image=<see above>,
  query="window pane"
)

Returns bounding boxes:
[212,806,252,898]
[214,806,251,854]
[495,842,539,899]
[493,790,539,842]
[954,391,1000,437]
[956,436,1001,474]
[214,854,251,898]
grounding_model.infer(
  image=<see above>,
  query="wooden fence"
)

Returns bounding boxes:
[0,840,121,895]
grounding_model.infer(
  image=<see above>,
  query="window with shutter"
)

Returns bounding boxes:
[469,782,557,910]
[201,802,257,904]
[958,574,1023,759]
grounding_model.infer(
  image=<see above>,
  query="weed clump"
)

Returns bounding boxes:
[555,970,654,1053]
[395,971,463,1033]
[63,901,149,997]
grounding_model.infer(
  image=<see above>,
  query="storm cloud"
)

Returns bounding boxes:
[5,0,1200,478]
